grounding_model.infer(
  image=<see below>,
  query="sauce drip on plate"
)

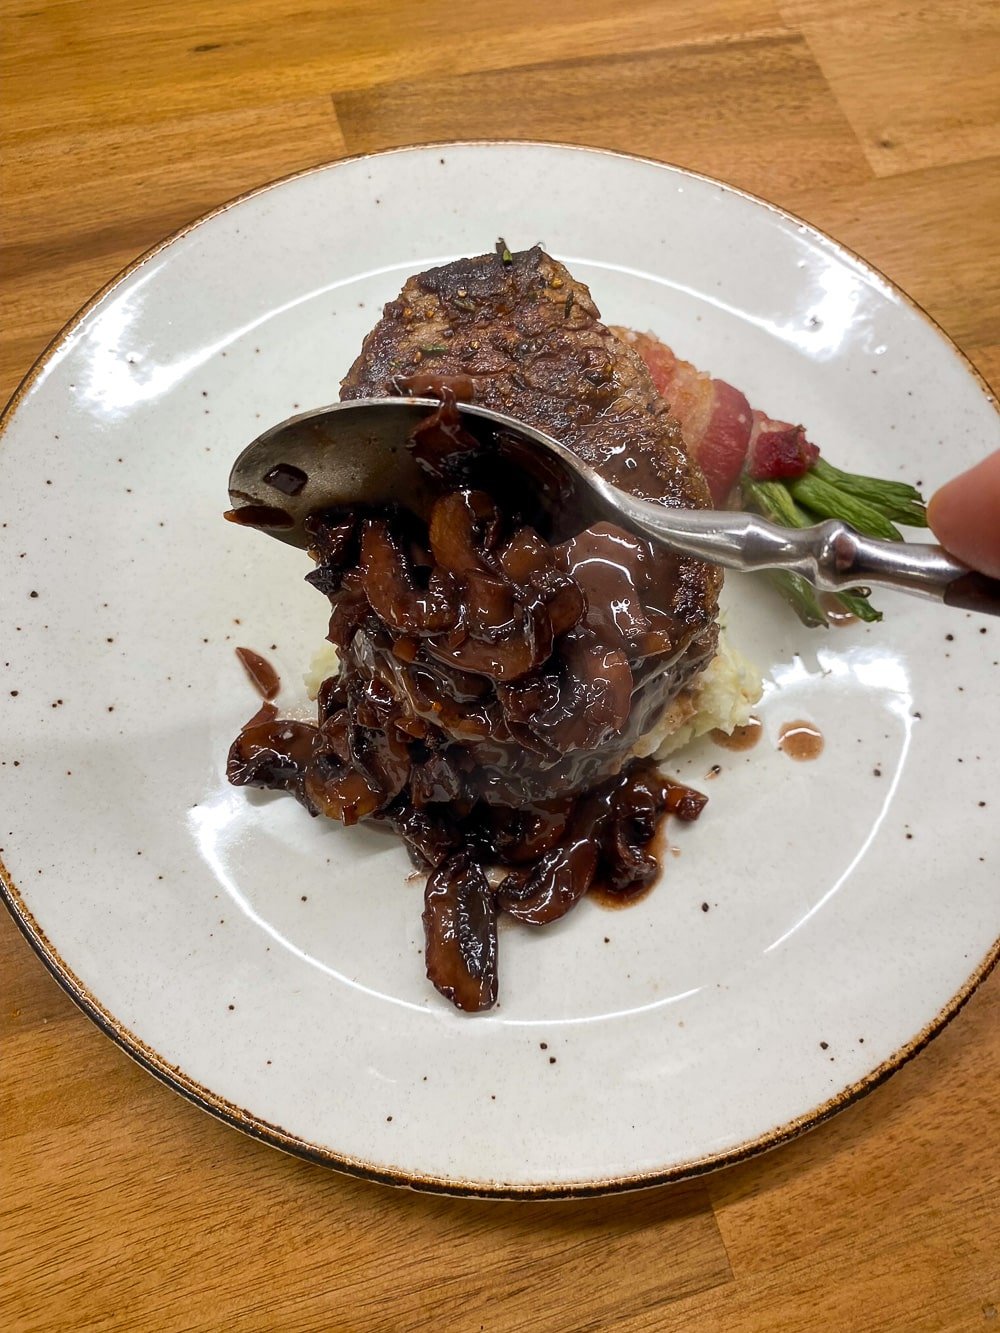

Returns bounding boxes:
[777,719,824,761]
[235,647,281,701]
[820,593,858,627]
[711,716,762,751]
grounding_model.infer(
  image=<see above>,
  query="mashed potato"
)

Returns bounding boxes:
[633,627,763,760]
[304,641,341,700]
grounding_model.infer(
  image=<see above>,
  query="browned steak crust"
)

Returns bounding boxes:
[342,246,708,504]
[341,246,721,654]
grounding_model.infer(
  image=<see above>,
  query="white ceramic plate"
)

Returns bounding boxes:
[2,143,997,1196]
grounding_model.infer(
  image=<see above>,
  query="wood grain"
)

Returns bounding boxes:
[335,35,871,197]
[1,2,998,1330]
[0,97,345,401]
[785,157,1000,351]
[783,0,1000,176]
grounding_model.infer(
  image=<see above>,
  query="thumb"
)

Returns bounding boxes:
[927,449,1000,579]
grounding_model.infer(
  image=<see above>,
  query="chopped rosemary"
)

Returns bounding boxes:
[495,237,513,266]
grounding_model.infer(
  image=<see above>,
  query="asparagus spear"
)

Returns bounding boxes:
[786,472,903,541]
[741,476,887,625]
[810,457,928,527]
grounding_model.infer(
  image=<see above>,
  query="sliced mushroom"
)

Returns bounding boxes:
[423,851,499,1011]
[360,519,458,634]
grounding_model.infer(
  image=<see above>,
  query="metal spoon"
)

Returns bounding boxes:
[227,397,1000,616]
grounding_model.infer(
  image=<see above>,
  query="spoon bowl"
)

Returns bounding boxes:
[227,397,1000,615]
[226,397,591,549]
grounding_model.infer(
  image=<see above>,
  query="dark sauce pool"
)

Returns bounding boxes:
[227,395,712,1010]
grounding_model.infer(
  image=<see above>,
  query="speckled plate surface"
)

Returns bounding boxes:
[2,143,998,1196]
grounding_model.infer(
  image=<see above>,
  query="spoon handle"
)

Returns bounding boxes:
[609,493,1000,616]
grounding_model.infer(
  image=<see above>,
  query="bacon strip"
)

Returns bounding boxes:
[618,331,751,505]
[745,413,819,481]
[619,329,819,503]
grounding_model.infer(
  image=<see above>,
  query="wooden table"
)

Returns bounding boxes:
[2,3,998,1328]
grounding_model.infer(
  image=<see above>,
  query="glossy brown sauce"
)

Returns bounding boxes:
[589,878,657,910]
[597,772,704,910]
[224,504,295,529]
[711,716,762,751]
[777,719,824,761]
[228,401,712,1008]
[262,463,309,497]
[820,594,858,626]
[394,371,477,401]
[235,647,281,701]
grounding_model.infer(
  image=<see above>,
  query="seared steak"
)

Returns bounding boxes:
[229,247,723,1010]
[341,244,722,745]
[342,245,716,516]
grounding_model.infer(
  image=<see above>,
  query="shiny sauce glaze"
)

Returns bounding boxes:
[228,398,709,1011]
[589,777,706,909]
[777,719,824,761]
[234,647,281,701]
[223,503,295,529]
[712,716,762,751]
[819,593,858,627]
[262,462,309,497]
